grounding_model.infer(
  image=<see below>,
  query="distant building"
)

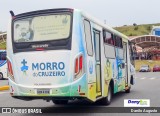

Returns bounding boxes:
[129,35,160,60]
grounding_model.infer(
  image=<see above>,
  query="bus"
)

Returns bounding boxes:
[0,33,7,80]
[7,8,135,105]
[0,50,7,80]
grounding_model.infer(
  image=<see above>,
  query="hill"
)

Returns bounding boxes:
[0,42,6,49]
[0,32,6,49]
[114,23,160,36]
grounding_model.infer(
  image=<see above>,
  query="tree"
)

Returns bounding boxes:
[134,26,139,30]
[133,23,137,26]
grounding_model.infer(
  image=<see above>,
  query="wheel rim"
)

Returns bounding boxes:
[0,74,3,79]
[108,87,111,102]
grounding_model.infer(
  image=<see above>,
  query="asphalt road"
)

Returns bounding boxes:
[0,72,160,116]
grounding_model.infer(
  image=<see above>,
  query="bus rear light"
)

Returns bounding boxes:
[79,56,83,70]
[7,60,14,80]
[35,48,45,51]
[75,58,79,74]
[74,54,84,80]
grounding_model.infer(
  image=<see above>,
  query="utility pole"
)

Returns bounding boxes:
[104,20,106,24]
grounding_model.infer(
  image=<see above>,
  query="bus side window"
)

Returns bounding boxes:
[84,19,93,56]
[103,30,114,46]
[115,36,123,48]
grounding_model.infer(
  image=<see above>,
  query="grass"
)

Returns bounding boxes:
[0,32,6,49]
[114,23,160,36]
[0,42,6,49]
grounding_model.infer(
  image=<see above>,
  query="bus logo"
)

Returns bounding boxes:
[21,59,28,75]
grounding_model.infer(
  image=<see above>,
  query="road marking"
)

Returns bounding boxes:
[140,77,146,80]
[0,92,9,94]
[150,77,156,80]
[136,77,160,80]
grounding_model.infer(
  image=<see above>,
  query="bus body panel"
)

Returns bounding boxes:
[12,51,71,86]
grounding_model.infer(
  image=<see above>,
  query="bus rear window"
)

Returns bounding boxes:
[13,14,71,42]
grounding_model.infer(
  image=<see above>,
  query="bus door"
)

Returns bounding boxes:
[123,42,128,85]
[93,30,102,97]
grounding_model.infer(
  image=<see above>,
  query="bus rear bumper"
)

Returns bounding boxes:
[8,74,87,99]
[11,96,86,101]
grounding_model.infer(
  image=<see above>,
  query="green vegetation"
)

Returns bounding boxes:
[0,42,6,49]
[0,32,6,49]
[114,23,160,36]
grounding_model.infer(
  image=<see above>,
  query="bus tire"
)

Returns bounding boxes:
[52,100,68,105]
[105,85,112,105]
[100,85,112,105]
[0,72,4,80]
[125,87,131,93]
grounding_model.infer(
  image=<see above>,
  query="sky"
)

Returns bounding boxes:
[0,0,160,31]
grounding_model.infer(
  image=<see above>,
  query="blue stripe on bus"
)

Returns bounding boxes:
[0,60,7,67]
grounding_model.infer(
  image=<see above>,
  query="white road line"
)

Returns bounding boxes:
[140,77,146,80]
[0,92,9,94]
[150,77,156,80]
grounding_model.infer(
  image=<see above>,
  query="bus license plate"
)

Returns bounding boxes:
[37,89,50,94]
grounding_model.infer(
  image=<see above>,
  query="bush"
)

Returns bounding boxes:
[133,23,137,26]
[134,26,139,30]
[147,26,151,31]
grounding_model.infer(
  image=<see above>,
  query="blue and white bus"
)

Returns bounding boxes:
[0,50,7,80]
[7,8,135,105]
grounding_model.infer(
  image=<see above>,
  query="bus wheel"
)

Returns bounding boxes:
[52,100,68,105]
[99,85,112,105]
[0,73,4,80]
[125,87,131,93]
[105,86,112,105]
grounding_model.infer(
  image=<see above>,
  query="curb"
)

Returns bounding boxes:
[0,86,9,91]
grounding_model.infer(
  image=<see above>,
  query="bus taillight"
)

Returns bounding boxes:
[75,58,79,74]
[7,60,14,80]
[74,54,84,80]
[79,56,83,70]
